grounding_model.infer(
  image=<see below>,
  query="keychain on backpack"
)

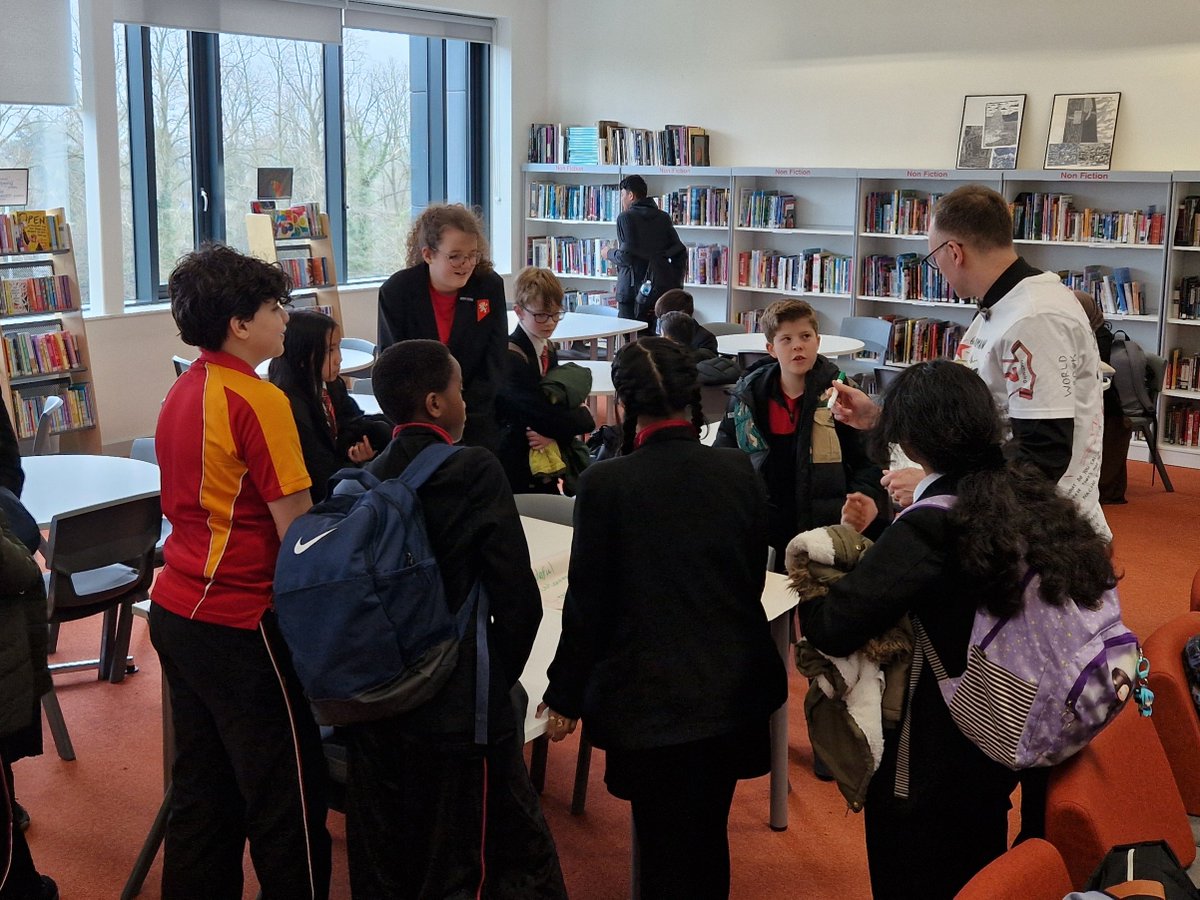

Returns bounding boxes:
[1133,651,1154,717]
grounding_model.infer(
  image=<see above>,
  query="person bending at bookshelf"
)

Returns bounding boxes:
[654,288,718,353]
[541,338,786,900]
[268,309,391,503]
[151,245,330,899]
[801,360,1116,899]
[377,203,507,450]
[495,267,595,494]
[604,175,686,333]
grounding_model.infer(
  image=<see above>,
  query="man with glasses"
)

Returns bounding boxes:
[604,175,687,333]
[496,267,595,493]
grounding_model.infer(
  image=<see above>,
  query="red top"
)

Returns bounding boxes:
[633,419,695,450]
[767,390,803,435]
[153,350,312,629]
[429,284,457,343]
[391,422,455,444]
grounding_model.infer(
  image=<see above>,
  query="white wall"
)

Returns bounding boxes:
[543,0,1200,171]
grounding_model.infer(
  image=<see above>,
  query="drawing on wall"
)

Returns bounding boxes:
[957,95,1025,170]
[1044,92,1120,170]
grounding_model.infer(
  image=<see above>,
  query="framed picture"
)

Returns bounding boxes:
[256,166,294,200]
[957,94,1025,170]
[1044,92,1120,170]
[0,168,30,206]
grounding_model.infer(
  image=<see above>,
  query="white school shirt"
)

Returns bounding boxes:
[955,271,1111,542]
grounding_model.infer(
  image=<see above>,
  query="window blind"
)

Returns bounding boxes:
[0,0,73,105]
[343,2,493,43]
[113,0,344,44]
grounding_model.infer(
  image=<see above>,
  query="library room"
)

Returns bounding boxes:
[1,0,1199,897]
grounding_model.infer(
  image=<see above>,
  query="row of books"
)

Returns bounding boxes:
[1170,276,1200,319]
[880,315,966,366]
[3,328,82,378]
[860,254,962,304]
[250,201,326,239]
[10,383,95,440]
[737,307,766,333]
[1010,193,1166,245]
[527,182,620,222]
[1174,196,1200,246]
[736,248,851,296]
[656,187,730,227]
[1163,400,1200,447]
[737,190,797,230]
[526,236,615,278]
[1060,266,1147,315]
[0,274,74,316]
[528,122,711,167]
[0,209,68,254]
[563,290,614,313]
[1165,348,1200,393]
[686,244,729,286]
[278,256,332,288]
[863,191,942,236]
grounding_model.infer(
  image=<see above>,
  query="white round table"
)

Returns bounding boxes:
[255,347,374,379]
[715,333,865,357]
[20,455,161,527]
[573,360,614,396]
[506,310,647,345]
[352,392,383,416]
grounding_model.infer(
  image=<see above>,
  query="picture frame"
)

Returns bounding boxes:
[0,168,30,207]
[256,166,294,200]
[1044,92,1121,171]
[956,94,1025,170]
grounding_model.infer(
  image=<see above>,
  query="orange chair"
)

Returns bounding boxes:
[1190,565,1200,612]
[955,838,1074,899]
[1142,611,1200,815]
[1045,705,1195,887]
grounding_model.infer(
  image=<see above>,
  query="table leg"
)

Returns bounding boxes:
[768,611,790,831]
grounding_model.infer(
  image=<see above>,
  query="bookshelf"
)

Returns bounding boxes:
[0,211,102,452]
[729,167,857,335]
[245,210,343,326]
[1160,172,1200,464]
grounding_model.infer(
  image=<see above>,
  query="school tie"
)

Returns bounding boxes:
[541,345,550,376]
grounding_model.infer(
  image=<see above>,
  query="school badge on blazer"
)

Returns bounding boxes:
[476,298,490,321]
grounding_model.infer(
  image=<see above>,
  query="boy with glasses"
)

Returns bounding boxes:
[496,267,595,493]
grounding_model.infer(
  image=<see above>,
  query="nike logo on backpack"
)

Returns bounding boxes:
[293,527,337,554]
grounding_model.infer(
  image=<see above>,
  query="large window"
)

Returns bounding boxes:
[115,19,489,304]
[0,0,89,306]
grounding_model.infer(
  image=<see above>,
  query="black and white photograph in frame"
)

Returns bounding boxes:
[1044,92,1120,170]
[957,94,1025,169]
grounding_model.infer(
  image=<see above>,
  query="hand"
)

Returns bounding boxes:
[604,247,617,262]
[840,491,877,533]
[824,381,880,430]
[526,428,554,450]
[536,702,577,742]
[347,437,376,464]
[881,467,923,510]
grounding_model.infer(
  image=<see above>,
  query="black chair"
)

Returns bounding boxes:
[41,493,162,760]
[32,395,64,456]
[1130,352,1174,492]
[702,321,745,337]
[171,356,193,378]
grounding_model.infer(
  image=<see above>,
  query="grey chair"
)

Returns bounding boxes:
[1130,353,1174,492]
[839,316,894,392]
[32,395,64,456]
[340,337,377,375]
[129,438,171,566]
[171,356,193,378]
[513,493,575,526]
[41,494,162,760]
[701,321,745,337]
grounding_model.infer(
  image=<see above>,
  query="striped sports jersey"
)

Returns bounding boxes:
[153,349,312,628]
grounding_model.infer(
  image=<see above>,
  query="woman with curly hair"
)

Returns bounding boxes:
[540,337,787,899]
[376,204,506,449]
[798,359,1117,899]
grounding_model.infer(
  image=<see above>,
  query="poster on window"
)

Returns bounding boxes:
[257,167,294,200]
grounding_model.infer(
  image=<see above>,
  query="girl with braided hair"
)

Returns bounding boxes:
[541,337,787,899]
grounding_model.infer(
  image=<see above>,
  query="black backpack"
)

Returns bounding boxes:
[1109,330,1157,420]
[1084,840,1200,899]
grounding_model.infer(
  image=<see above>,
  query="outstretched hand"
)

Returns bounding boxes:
[881,467,923,510]
[823,381,880,431]
[841,492,878,532]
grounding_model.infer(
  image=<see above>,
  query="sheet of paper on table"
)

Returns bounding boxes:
[532,551,571,611]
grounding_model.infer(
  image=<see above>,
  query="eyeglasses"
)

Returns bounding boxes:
[519,305,565,324]
[437,250,481,267]
[922,239,953,272]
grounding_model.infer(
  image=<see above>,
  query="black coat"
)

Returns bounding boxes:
[495,326,596,493]
[798,476,1020,898]
[366,427,542,740]
[610,199,686,307]
[377,263,507,450]
[543,425,787,752]
[0,405,22,496]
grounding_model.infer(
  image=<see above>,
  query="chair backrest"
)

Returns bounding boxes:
[874,366,902,395]
[1146,352,1166,401]
[702,321,745,337]
[340,337,376,356]
[129,437,158,465]
[172,356,193,377]
[45,494,163,614]
[33,395,65,456]
[1142,611,1200,815]
[839,316,893,362]
[572,304,618,318]
[955,839,1074,900]
[1045,705,1196,887]
[736,350,770,371]
[699,384,731,424]
[514,493,575,526]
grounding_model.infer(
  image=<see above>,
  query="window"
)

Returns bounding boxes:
[0,0,89,306]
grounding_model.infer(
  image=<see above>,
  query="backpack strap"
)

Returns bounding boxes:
[398,442,463,490]
[893,615,950,800]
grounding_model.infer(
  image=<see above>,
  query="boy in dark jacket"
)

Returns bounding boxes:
[654,288,719,354]
[716,298,886,569]
[605,175,686,330]
[348,339,567,899]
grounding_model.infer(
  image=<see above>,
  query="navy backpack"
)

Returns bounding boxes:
[273,444,490,741]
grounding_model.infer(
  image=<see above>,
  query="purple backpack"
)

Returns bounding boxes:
[900,493,1140,772]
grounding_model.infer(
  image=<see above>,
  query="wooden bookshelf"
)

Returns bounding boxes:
[0,218,102,452]
[245,210,343,327]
